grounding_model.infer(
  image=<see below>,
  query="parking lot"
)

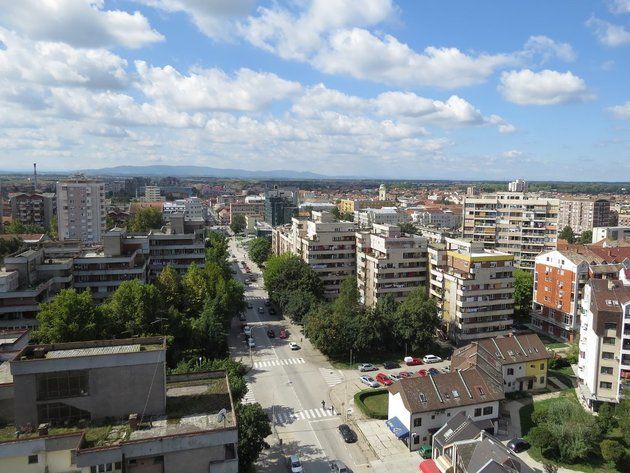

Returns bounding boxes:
[351,356,452,389]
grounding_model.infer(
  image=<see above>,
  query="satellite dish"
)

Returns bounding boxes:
[216,408,228,422]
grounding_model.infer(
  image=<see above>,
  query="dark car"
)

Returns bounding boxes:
[428,368,439,376]
[507,438,530,453]
[383,361,399,370]
[267,329,275,338]
[238,314,247,321]
[264,300,271,306]
[269,308,276,315]
[338,424,357,443]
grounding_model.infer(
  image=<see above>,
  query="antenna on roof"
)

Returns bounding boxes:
[217,408,228,427]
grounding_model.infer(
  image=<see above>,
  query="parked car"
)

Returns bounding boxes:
[358,363,377,372]
[417,369,427,377]
[289,342,300,350]
[375,373,393,386]
[288,455,303,473]
[398,371,413,378]
[267,329,275,338]
[359,376,380,388]
[247,303,253,309]
[330,460,349,473]
[269,308,276,315]
[389,373,401,381]
[422,354,442,364]
[428,368,439,376]
[338,424,357,443]
[238,313,247,321]
[248,338,256,348]
[507,438,531,453]
[383,361,399,369]
[279,329,288,339]
[404,356,423,366]
[257,307,265,314]
[441,367,451,373]
[243,326,252,337]
[264,300,271,306]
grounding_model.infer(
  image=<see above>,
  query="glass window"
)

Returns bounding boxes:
[225,443,236,460]
[483,406,493,415]
[599,381,612,389]
[36,370,89,401]
[604,322,617,331]
[28,455,38,464]
[603,337,616,345]
[540,376,545,384]
[413,435,420,445]
[507,368,514,375]
[413,418,422,427]
[601,367,613,375]
[474,408,482,417]
[602,352,615,360]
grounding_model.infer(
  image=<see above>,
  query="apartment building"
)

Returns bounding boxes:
[356,224,428,306]
[355,207,410,228]
[592,226,630,243]
[0,337,239,473]
[451,333,549,393]
[144,185,163,201]
[229,201,265,224]
[147,230,206,280]
[272,212,357,299]
[56,177,106,244]
[531,245,630,341]
[163,197,205,223]
[428,411,534,473]
[0,249,73,329]
[508,179,528,192]
[9,193,56,230]
[265,188,297,227]
[413,209,461,229]
[559,198,612,235]
[338,199,396,214]
[577,268,630,411]
[429,238,514,344]
[462,192,559,270]
[387,367,504,452]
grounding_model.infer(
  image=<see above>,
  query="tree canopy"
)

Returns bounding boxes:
[230,214,246,234]
[514,269,534,318]
[558,226,576,244]
[248,237,271,267]
[127,206,163,232]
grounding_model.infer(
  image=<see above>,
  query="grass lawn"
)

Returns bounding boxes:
[362,392,388,417]
[548,369,577,388]
[354,389,388,419]
[538,334,570,349]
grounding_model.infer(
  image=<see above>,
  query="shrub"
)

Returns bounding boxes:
[600,439,623,467]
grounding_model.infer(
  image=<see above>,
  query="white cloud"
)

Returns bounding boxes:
[138,0,255,39]
[586,16,630,47]
[608,0,630,14]
[0,28,128,89]
[523,35,576,63]
[0,0,163,48]
[502,149,523,158]
[606,101,630,118]
[134,61,302,111]
[499,69,594,105]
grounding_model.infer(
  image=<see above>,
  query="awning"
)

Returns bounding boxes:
[386,417,410,439]
[419,459,440,473]
[621,371,630,379]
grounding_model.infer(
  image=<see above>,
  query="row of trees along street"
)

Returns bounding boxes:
[262,254,443,361]
[32,231,270,473]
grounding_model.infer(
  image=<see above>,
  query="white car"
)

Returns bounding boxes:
[359,376,380,388]
[289,342,300,350]
[289,455,303,473]
[243,326,252,337]
[248,338,256,348]
[423,354,442,364]
[358,363,377,372]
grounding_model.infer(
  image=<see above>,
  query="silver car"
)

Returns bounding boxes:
[359,375,379,388]
[358,363,377,372]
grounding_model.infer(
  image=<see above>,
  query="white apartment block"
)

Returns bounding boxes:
[559,198,611,235]
[56,177,106,243]
[462,192,559,270]
[144,185,163,201]
[577,268,630,411]
[592,226,630,243]
[355,207,409,228]
[508,179,528,192]
[413,209,461,229]
[163,198,205,222]
[356,224,428,306]
[272,212,357,299]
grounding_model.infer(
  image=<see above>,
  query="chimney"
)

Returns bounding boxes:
[129,413,139,430]
[38,423,49,436]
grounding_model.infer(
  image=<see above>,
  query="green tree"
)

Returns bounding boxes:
[190,299,228,359]
[155,264,182,310]
[600,439,623,467]
[331,206,341,220]
[101,280,163,336]
[393,288,440,353]
[514,269,534,318]
[35,289,105,343]
[182,263,209,316]
[618,397,630,444]
[264,254,323,304]
[576,230,592,245]
[230,214,246,234]
[596,403,617,433]
[205,231,230,272]
[48,216,58,239]
[281,289,319,323]
[529,425,555,455]
[559,226,576,244]
[340,212,354,221]
[171,357,247,404]
[0,236,22,259]
[128,206,163,232]
[248,237,272,267]
[398,222,418,235]
[3,220,45,234]
[236,403,272,473]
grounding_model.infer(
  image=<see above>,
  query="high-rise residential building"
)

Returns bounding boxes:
[577,268,630,411]
[264,187,297,227]
[558,198,611,235]
[144,185,163,201]
[508,179,528,192]
[272,211,357,299]
[356,224,428,306]
[163,197,206,223]
[56,177,106,243]
[379,183,387,201]
[9,192,56,230]
[355,207,409,228]
[462,192,559,270]
[531,245,630,342]
[429,238,514,344]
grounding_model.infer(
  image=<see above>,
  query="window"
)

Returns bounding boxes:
[483,406,493,415]
[602,352,615,360]
[413,435,420,445]
[507,368,514,375]
[603,337,616,345]
[540,376,545,384]
[600,381,613,389]
[601,366,613,375]
[604,322,617,331]
[225,443,236,460]
[474,408,482,417]
[431,415,435,420]
[36,370,89,401]
[28,455,38,464]
[37,402,89,425]
[413,418,422,427]
[540,363,545,370]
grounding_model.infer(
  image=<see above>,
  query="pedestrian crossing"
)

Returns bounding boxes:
[319,367,344,387]
[272,407,337,425]
[254,358,305,368]
[241,383,256,404]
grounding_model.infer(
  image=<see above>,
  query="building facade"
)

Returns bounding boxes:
[356,224,428,306]
[56,178,106,244]
[559,198,611,235]
[462,192,559,270]
[229,202,265,224]
[9,193,56,230]
[354,207,410,228]
[264,188,297,227]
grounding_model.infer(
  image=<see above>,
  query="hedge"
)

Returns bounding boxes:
[354,388,388,419]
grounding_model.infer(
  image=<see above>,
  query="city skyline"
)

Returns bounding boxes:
[1,1,629,180]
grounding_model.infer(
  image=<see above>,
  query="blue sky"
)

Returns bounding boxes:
[0,0,629,180]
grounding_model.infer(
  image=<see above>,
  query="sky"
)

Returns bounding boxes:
[0,0,629,180]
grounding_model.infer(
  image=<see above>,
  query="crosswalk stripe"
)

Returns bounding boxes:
[319,367,344,387]
[242,383,256,404]
[272,408,336,424]
[254,358,306,369]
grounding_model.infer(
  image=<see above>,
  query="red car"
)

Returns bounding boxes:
[375,373,393,386]
[418,369,428,377]
[279,329,288,339]
[398,371,413,379]
[404,356,423,366]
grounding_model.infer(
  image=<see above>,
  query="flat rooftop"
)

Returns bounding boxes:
[15,337,165,361]
[0,371,234,447]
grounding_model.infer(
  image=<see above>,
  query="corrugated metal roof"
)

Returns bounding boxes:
[45,344,141,359]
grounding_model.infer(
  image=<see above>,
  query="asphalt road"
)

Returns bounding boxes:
[227,236,371,473]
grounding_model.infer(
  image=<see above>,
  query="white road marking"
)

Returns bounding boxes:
[254,358,305,369]
[319,367,344,387]
[272,407,337,425]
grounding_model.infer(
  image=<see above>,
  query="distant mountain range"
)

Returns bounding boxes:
[79,165,330,179]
